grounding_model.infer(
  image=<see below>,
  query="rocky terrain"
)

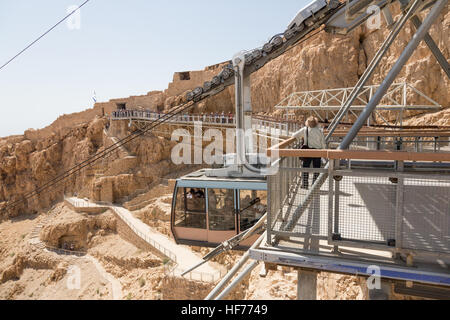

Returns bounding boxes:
[0,203,180,300]
[0,189,421,300]
[0,2,448,300]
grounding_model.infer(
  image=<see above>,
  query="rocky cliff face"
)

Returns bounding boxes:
[0,117,176,218]
[197,3,449,117]
[0,3,448,217]
[102,4,448,120]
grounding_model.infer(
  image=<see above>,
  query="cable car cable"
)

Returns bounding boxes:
[0,0,92,72]
[0,101,195,214]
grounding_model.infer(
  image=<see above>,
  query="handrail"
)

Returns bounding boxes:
[327,130,450,137]
[45,245,87,257]
[111,110,236,125]
[111,110,299,127]
[65,197,226,283]
[110,206,178,263]
[110,206,227,283]
[267,137,296,156]
[270,148,450,162]
[111,110,450,140]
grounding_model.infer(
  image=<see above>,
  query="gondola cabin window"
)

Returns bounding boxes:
[239,190,267,231]
[208,189,236,231]
[174,188,206,229]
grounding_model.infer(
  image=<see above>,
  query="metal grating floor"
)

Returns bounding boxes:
[273,175,450,254]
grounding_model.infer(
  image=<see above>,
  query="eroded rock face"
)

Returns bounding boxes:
[0,250,63,285]
[0,115,177,217]
[40,209,117,250]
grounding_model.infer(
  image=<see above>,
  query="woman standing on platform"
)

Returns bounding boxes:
[293,117,327,189]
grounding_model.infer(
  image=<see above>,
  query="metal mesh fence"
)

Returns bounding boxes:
[328,136,450,153]
[270,157,329,238]
[334,174,396,243]
[268,157,450,255]
[401,177,450,254]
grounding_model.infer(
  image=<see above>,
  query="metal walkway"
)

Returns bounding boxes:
[275,82,442,126]
[111,111,298,141]
[250,141,450,289]
[272,169,450,254]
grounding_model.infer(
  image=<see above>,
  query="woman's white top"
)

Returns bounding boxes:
[293,126,327,149]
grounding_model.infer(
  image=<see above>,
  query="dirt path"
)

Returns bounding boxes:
[110,205,221,277]
[86,255,123,300]
[66,197,224,281]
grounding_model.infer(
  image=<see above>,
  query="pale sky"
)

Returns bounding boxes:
[0,0,308,137]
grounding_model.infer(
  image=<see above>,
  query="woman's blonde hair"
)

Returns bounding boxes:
[306,117,319,128]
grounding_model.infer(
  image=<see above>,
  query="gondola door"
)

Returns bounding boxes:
[172,187,208,242]
[207,188,238,244]
[238,189,268,247]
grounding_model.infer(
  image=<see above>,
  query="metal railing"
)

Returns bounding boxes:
[110,206,227,283]
[164,264,229,284]
[110,206,178,263]
[328,135,450,153]
[45,245,87,257]
[110,110,301,136]
[112,110,236,125]
[267,139,450,258]
[252,118,297,137]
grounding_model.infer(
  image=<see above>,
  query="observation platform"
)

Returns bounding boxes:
[250,138,450,292]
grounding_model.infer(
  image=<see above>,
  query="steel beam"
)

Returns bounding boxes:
[326,0,423,142]
[215,260,259,300]
[340,0,448,149]
[410,15,450,79]
[205,232,265,300]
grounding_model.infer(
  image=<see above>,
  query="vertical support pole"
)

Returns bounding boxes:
[243,73,253,155]
[297,269,318,300]
[328,159,335,246]
[334,174,341,240]
[288,157,292,204]
[395,161,404,254]
[280,158,285,208]
[267,175,273,245]
[234,56,245,170]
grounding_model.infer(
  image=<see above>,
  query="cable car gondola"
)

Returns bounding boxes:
[170,169,267,247]
[170,51,273,248]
